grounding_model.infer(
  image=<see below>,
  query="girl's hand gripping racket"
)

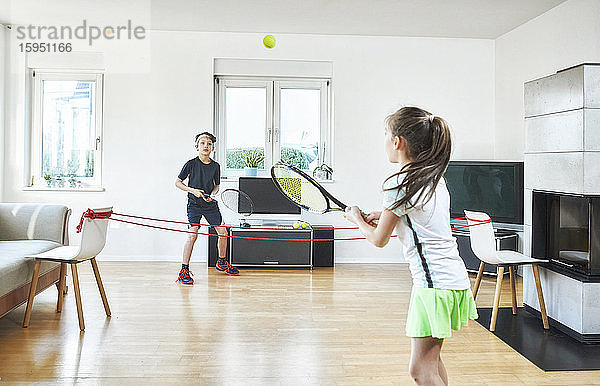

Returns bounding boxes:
[270,162,347,214]
[202,189,255,216]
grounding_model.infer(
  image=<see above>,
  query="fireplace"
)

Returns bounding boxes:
[532,191,600,279]
[523,63,600,343]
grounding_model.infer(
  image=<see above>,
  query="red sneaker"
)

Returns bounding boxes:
[176,267,194,284]
[215,260,240,276]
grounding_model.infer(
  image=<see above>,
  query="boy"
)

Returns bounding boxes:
[175,132,239,284]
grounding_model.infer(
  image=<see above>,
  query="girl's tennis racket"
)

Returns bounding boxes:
[203,189,255,216]
[270,162,347,214]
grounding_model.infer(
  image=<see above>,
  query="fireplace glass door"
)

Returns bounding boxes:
[549,195,589,270]
[533,191,600,277]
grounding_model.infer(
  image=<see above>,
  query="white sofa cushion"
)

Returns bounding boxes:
[0,240,61,296]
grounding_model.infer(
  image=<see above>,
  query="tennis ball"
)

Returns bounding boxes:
[300,222,308,229]
[293,221,300,229]
[263,35,276,49]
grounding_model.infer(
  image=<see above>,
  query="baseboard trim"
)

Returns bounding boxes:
[96,256,409,264]
[97,255,205,262]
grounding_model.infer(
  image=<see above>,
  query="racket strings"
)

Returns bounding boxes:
[220,189,254,215]
[272,167,328,213]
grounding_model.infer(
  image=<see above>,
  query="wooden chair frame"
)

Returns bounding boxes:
[23,257,110,331]
[472,262,549,332]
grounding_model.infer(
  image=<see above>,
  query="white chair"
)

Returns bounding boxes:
[23,207,112,331]
[465,210,549,332]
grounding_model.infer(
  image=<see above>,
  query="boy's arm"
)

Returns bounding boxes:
[211,163,221,195]
[175,178,204,198]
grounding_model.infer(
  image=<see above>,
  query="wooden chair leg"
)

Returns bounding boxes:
[490,266,504,332]
[90,258,111,317]
[472,262,485,300]
[509,266,517,315]
[71,263,85,331]
[56,263,67,313]
[23,260,42,328]
[532,264,550,330]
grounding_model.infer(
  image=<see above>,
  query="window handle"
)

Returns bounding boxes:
[267,128,272,143]
[274,127,279,143]
[95,136,101,150]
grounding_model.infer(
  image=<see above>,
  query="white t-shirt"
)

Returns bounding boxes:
[383,174,471,290]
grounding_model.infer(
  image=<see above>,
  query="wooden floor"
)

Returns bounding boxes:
[1,262,599,385]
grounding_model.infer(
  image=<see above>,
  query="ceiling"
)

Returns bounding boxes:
[1,0,568,39]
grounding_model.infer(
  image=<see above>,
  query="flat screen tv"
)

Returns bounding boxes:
[444,161,524,225]
[238,177,301,215]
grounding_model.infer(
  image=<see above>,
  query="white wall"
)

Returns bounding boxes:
[0,27,6,202]
[3,31,494,262]
[494,0,600,160]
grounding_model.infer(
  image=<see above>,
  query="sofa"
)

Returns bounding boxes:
[0,203,70,318]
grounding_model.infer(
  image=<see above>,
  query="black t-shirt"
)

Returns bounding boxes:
[178,158,221,207]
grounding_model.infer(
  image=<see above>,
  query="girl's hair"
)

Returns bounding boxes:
[383,106,452,211]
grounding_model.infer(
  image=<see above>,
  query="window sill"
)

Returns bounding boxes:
[23,186,106,192]
[221,176,335,184]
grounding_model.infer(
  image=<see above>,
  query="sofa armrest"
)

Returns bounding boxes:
[0,203,71,245]
[62,208,71,245]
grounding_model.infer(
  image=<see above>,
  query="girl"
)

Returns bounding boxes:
[343,106,477,386]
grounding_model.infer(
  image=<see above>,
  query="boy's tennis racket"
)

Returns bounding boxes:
[203,189,255,216]
[270,162,347,214]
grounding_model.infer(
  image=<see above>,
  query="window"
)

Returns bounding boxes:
[30,71,104,188]
[215,76,331,178]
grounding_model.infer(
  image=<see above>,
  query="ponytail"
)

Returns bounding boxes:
[383,107,452,211]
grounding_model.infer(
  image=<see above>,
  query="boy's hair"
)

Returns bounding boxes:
[195,132,217,145]
[383,106,452,211]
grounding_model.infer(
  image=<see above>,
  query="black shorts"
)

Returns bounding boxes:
[187,202,222,227]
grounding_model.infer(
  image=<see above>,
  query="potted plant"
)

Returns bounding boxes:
[54,176,64,188]
[68,174,77,188]
[43,173,52,187]
[242,149,264,176]
[313,163,333,180]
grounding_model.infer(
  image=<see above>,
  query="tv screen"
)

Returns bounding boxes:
[444,161,524,224]
[238,177,301,215]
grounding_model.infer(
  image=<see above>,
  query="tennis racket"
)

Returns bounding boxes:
[202,189,255,216]
[270,162,347,214]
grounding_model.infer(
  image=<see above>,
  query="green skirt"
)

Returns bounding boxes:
[406,287,478,339]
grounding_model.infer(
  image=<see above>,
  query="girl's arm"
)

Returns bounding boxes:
[344,207,399,248]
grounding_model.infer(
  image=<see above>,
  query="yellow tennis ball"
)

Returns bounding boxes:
[300,222,308,229]
[263,35,276,49]
[293,221,300,229]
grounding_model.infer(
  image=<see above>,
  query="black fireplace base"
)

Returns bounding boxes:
[476,307,600,371]
[524,305,600,344]
[544,262,600,283]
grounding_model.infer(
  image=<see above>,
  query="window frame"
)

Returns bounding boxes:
[29,70,104,188]
[214,75,331,179]
[215,78,273,176]
[274,80,330,171]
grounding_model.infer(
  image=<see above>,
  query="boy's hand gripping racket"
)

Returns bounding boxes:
[202,189,255,216]
[270,162,347,214]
